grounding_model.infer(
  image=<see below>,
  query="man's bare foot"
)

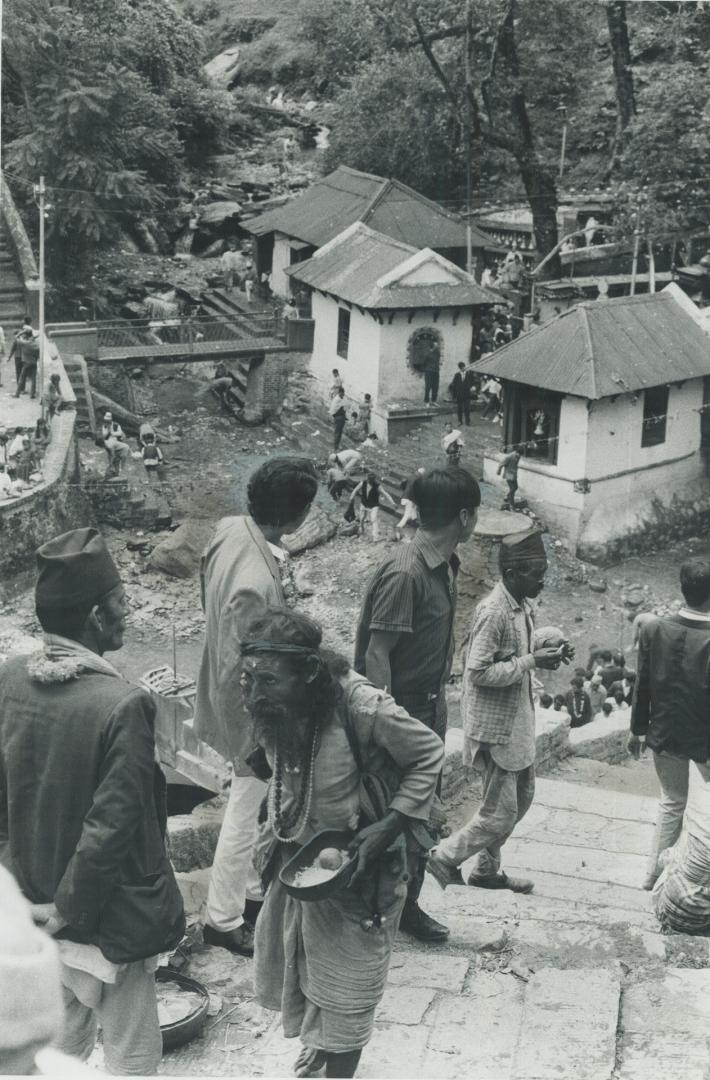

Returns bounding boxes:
[295,1048,327,1077]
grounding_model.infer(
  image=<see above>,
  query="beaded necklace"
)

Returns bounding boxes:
[268,723,321,843]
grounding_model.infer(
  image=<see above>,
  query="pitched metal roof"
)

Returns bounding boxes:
[471,292,710,400]
[286,223,499,310]
[242,165,500,252]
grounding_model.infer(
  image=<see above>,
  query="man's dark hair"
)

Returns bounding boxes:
[539,693,553,708]
[571,676,583,689]
[411,467,480,529]
[613,651,625,667]
[553,694,565,708]
[242,606,349,717]
[247,458,318,528]
[602,701,613,715]
[600,650,612,663]
[614,690,625,705]
[680,557,710,609]
[458,362,465,370]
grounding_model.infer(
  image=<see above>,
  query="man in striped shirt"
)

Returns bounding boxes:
[355,468,481,942]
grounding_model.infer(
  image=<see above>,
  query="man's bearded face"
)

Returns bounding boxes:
[240,653,310,758]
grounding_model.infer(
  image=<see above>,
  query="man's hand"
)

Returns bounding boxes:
[533,646,565,670]
[31,902,68,937]
[627,734,646,760]
[348,811,405,889]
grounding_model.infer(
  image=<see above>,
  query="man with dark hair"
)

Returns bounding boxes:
[354,467,481,942]
[241,606,443,1080]
[0,528,184,1073]
[497,444,524,511]
[329,387,347,451]
[600,650,626,690]
[629,557,710,890]
[195,458,318,956]
[428,530,573,894]
[448,362,471,426]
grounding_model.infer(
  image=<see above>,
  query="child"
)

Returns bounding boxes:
[565,676,592,728]
[360,393,372,434]
[141,434,163,480]
[441,423,464,467]
[553,694,568,713]
[539,693,553,710]
[497,444,523,511]
[588,673,606,715]
[601,701,614,717]
[349,472,396,542]
[329,368,343,398]
[44,373,64,418]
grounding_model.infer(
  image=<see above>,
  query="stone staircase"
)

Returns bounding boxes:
[61,354,97,436]
[0,221,26,335]
[200,288,282,344]
[163,759,710,1079]
[84,469,172,532]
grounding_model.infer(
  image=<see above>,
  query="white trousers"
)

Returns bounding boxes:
[205,773,266,931]
[359,505,380,541]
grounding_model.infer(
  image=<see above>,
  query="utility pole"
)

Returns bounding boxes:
[464,0,474,275]
[558,103,568,183]
[630,194,642,296]
[33,176,47,415]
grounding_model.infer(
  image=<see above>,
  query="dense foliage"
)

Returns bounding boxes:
[2,0,236,281]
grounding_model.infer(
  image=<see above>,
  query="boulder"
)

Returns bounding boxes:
[282,506,337,556]
[294,567,315,596]
[589,579,607,593]
[148,520,214,578]
[198,201,242,227]
[204,45,241,88]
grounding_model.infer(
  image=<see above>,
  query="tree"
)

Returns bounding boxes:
[605,1,636,176]
[1,0,235,289]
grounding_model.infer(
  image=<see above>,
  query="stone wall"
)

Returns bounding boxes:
[568,708,631,765]
[0,415,93,593]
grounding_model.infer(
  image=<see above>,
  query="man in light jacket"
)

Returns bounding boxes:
[194,458,318,956]
[0,528,184,1074]
[428,530,573,894]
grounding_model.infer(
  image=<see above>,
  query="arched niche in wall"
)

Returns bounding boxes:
[407,326,443,379]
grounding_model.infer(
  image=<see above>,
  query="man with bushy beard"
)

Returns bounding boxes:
[239,607,444,1079]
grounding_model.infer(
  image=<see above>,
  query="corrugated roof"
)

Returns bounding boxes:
[286,223,499,309]
[243,165,500,252]
[471,292,710,400]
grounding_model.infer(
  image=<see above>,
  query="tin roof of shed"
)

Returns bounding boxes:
[286,223,499,310]
[242,165,500,252]
[471,291,710,399]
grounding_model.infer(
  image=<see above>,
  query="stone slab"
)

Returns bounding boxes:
[616,1033,710,1080]
[511,968,620,1080]
[426,978,524,1079]
[532,777,656,824]
[439,884,660,935]
[621,968,710,1033]
[360,1024,431,1079]
[501,836,648,889]
[376,984,438,1026]
[467,867,654,917]
[504,918,665,969]
[387,954,470,993]
[513,805,654,857]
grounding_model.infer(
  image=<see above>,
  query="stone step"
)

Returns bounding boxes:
[618,969,710,1080]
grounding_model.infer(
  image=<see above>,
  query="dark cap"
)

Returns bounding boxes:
[35,527,121,610]
[499,529,546,565]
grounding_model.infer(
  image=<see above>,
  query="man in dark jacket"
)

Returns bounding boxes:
[629,558,710,890]
[448,362,471,426]
[0,528,184,1074]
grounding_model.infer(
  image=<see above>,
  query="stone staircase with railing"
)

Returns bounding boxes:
[61,354,97,436]
[0,221,27,336]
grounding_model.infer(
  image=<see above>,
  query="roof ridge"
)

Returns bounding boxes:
[386,177,463,222]
[360,178,393,223]
[334,164,389,185]
[578,304,597,399]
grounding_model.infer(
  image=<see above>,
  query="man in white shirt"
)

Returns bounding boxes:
[221,241,247,289]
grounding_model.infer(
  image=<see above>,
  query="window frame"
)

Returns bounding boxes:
[336,307,351,360]
[641,385,669,448]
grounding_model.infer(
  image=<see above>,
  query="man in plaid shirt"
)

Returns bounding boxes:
[428,530,573,894]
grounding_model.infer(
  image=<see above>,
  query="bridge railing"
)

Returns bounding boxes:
[94,311,284,352]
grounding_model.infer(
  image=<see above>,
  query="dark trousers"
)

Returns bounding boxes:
[17,362,37,397]
[14,354,22,385]
[424,369,439,403]
[505,477,518,508]
[398,693,447,906]
[482,394,500,420]
[455,396,471,425]
[333,411,346,450]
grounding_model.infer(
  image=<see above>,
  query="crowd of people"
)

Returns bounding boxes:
[3,453,710,1077]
